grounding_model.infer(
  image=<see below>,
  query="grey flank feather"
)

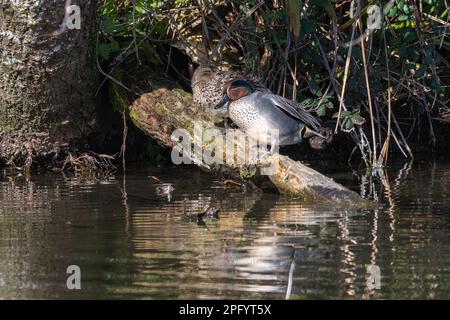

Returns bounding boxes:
[264,94,321,131]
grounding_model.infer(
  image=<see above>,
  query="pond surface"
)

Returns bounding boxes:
[0,160,449,299]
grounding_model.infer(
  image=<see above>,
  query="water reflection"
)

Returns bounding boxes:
[0,161,450,299]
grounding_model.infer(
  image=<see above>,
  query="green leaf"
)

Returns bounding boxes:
[341,117,354,132]
[334,110,365,132]
[134,4,147,14]
[97,43,111,60]
[388,6,398,17]
[351,112,366,125]
[398,14,410,22]
[101,16,115,34]
[316,105,327,117]
[339,111,352,118]
[403,4,412,15]
[316,99,333,117]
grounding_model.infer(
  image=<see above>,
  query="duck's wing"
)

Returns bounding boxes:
[260,93,321,131]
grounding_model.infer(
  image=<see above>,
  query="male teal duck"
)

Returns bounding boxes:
[215,80,324,147]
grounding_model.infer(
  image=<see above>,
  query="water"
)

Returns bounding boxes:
[0,160,449,299]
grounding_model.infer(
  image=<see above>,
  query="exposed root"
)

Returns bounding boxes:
[60,151,117,174]
[217,179,243,190]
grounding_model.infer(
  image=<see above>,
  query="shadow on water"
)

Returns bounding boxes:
[0,160,449,299]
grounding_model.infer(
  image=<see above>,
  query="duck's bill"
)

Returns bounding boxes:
[214,95,230,109]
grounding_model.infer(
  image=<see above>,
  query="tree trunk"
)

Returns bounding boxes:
[0,0,98,164]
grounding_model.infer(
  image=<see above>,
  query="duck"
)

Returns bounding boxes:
[191,65,268,116]
[214,79,324,149]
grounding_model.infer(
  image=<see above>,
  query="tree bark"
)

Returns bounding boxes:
[130,88,373,208]
[0,0,98,164]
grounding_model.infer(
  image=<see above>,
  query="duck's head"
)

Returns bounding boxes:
[215,80,254,109]
[191,65,215,89]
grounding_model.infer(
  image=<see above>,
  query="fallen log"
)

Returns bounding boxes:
[130,87,373,208]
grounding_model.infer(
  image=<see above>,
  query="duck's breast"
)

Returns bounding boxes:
[228,94,264,131]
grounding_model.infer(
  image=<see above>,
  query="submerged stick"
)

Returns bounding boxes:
[129,88,371,207]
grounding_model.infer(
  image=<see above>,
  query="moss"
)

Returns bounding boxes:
[172,88,193,99]
[108,43,165,115]
[129,107,146,129]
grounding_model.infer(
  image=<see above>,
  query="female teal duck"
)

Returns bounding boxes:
[215,80,324,147]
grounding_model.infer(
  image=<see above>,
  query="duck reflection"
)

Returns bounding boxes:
[127,190,348,299]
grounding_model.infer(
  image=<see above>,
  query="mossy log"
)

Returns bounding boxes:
[130,88,372,207]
